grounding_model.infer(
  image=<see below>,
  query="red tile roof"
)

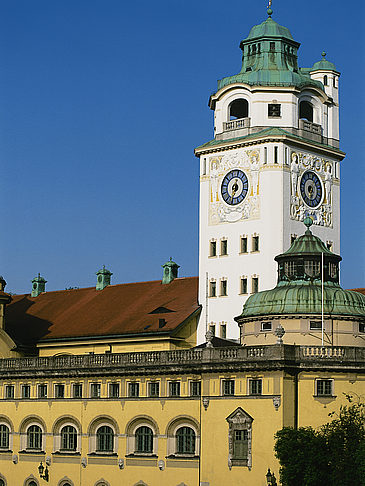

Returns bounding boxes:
[5,277,200,346]
[351,288,365,295]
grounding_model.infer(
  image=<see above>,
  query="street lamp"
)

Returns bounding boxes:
[38,462,49,482]
[266,468,277,485]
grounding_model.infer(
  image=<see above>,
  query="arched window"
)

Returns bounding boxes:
[0,425,9,449]
[96,426,114,452]
[229,99,249,120]
[27,480,38,486]
[61,426,77,451]
[299,101,313,122]
[27,425,42,450]
[323,75,328,86]
[0,478,5,486]
[135,426,153,453]
[176,427,195,454]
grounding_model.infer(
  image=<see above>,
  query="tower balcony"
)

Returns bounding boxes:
[223,117,251,132]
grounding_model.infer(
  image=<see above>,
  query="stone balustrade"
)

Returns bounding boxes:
[0,345,363,376]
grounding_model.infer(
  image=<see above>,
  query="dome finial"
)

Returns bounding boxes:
[303,216,314,233]
[322,51,326,59]
[267,0,273,17]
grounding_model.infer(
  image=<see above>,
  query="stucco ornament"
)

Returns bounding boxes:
[290,151,333,227]
[209,150,261,225]
[272,396,281,411]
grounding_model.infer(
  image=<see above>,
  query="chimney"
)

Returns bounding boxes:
[96,266,113,290]
[162,258,180,284]
[31,273,47,297]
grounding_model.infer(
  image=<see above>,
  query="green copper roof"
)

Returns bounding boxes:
[238,282,365,318]
[246,16,293,41]
[215,13,325,92]
[311,52,336,71]
[237,222,365,319]
[194,127,345,154]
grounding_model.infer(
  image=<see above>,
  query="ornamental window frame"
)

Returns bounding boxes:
[315,379,334,397]
[126,416,159,456]
[226,407,253,468]
[88,418,118,455]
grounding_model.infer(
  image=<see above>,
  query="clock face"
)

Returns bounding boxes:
[300,171,323,208]
[221,170,249,206]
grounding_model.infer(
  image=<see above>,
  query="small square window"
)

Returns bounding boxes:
[252,236,259,252]
[5,385,14,399]
[221,239,228,255]
[55,384,65,398]
[268,104,281,117]
[240,237,248,253]
[359,323,365,333]
[190,381,201,397]
[240,278,248,294]
[209,241,217,257]
[128,382,139,398]
[148,382,160,397]
[310,321,322,330]
[210,281,216,297]
[38,384,47,399]
[220,324,227,339]
[261,321,272,332]
[73,383,82,398]
[249,378,262,395]
[22,385,31,398]
[316,379,333,396]
[91,383,101,398]
[220,280,227,296]
[252,277,259,293]
[223,379,235,396]
[169,381,181,397]
[109,383,119,398]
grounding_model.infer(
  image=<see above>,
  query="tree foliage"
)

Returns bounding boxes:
[274,395,365,486]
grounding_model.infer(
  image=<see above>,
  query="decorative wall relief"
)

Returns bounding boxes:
[209,150,261,225]
[290,151,333,227]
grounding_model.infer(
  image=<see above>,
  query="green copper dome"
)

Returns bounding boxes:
[311,52,336,71]
[236,222,365,319]
[246,17,293,41]
[216,14,323,91]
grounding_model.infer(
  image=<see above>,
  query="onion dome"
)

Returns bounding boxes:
[236,219,365,319]
[246,16,293,41]
[311,52,337,71]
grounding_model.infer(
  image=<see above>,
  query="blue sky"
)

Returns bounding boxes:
[0,0,364,294]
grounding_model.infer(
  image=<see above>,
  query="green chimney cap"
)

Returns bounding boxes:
[162,258,180,284]
[96,265,113,290]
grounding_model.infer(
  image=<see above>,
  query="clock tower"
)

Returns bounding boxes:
[195,7,345,343]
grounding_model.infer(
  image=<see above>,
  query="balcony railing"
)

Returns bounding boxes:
[223,117,251,131]
[299,119,322,135]
[0,345,363,375]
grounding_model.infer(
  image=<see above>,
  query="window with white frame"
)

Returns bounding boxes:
[240,237,248,253]
[148,382,160,397]
[55,384,65,398]
[316,379,333,397]
[38,384,47,398]
[176,427,196,455]
[220,279,228,296]
[60,425,77,452]
[169,381,181,397]
[190,381,201,397]
[128,382,139,398]
[0,424,10,450]
[240,277,248,294]
[310,321,322,331]
[248,378,262,395]
[261,321,272,332]
[252,277,259,293]
[222,379,235,396]
[5,385,14,399]
[90,383,101,398]
[209,241,217,257]
[72,383,82,398]
[109,383,119,398]
[96,426,114,452]
[252,235,259,252]
[220,323,227,338]
[209,281,217,297]
[27,425,43,450]
[135,426,153,454]
[166,419,199,457]
[22,384,31,398]
[220,239,228,256]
